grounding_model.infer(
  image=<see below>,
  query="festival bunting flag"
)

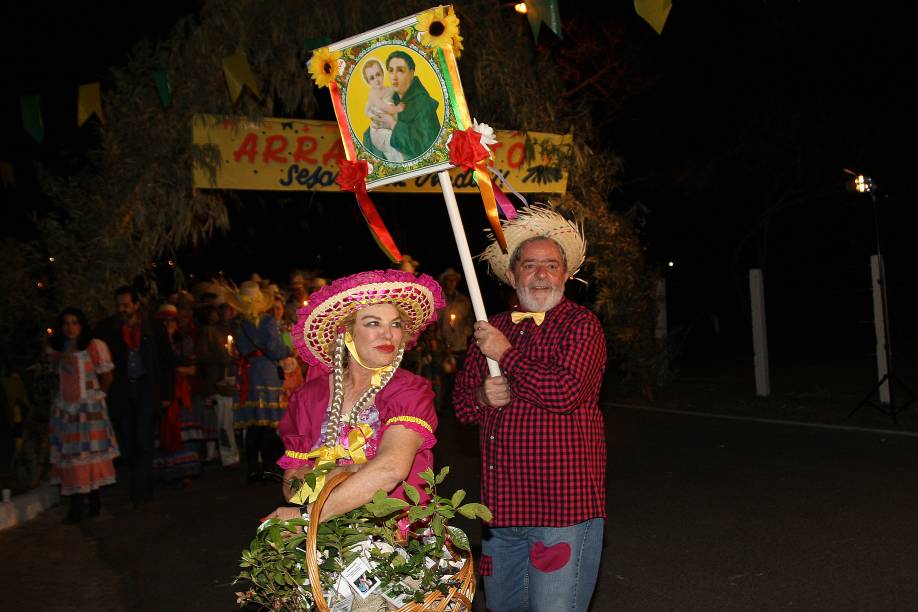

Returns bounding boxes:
[20,94,44,143]
[304,37,332,51]
[152,70,173,107]
[634,0,672,35]
[525,0,563,42]
[222,51,261,102]
[78,82,105,126]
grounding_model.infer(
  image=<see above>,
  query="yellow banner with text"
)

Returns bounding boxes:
[192,114,569,194]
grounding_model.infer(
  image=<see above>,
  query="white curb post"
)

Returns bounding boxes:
[655,278,669,384]
[438,171,501,377]
[870,254,891,404]
[749,269,770,397]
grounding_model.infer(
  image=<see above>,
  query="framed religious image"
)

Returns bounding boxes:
[316,6,466,189]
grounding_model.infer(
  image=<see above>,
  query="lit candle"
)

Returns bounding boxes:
[449,313,456,328]
[224,335,234,380]
[302,299,308,307]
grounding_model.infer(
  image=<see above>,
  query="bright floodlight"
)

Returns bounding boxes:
[854,174,875,194]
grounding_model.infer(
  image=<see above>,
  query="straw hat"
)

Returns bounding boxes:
[225,280,273,319]
[438,268,462,283]
[480,204,586,285]
[293,269,446,370]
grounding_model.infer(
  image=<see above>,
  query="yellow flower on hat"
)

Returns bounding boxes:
[416,6,460,53]
[308,47,341,88]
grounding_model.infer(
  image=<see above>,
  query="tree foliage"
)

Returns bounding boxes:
[3,0,659,393]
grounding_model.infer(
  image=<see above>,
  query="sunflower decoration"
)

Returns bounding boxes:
[417,6,461,54]
[308,46,341,88]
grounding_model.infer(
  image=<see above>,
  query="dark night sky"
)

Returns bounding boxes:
[3,2,917,357]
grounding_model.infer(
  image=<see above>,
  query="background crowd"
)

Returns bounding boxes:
[16,263,475,523]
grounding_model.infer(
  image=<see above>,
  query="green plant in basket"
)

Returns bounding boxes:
[235,466,490,611]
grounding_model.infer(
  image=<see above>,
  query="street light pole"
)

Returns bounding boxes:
[847,173,917,423]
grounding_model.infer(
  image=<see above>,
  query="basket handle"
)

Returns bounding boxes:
[305,470,352,612]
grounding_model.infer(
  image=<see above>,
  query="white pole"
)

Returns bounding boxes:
[655,278,669,385]
[749,269,770,397]
[870,254,891,404]
[438,171,501,377]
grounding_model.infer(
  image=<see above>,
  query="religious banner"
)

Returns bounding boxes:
[192,113,570,195]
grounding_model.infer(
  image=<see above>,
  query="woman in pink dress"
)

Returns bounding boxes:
[47,307,120,523]
[264,269,445,522]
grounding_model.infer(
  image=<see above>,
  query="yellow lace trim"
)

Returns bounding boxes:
[384,416,433,433]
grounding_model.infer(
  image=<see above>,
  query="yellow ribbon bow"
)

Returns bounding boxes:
[510,311,545,326]
[288,423,373,505]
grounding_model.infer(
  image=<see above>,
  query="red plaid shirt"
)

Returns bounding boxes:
[453,298,607,527]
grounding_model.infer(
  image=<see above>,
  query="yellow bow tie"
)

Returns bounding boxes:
[511,311,545,326]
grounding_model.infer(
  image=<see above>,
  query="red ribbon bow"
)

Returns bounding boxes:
[448,128,508,252]
[448,128,491,170]
[236,349,264,406]
[335,158,370,193]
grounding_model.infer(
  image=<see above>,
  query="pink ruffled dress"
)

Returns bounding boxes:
[277,368,437,500]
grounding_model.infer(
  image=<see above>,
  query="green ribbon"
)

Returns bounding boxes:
[436,48,465,132]
[152,70,173,107]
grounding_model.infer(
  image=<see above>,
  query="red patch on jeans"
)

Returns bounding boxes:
[530,541,571,573]
[478,554,493,576]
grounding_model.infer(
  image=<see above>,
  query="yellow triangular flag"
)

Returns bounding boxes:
[0,162,14,188]
[634,0,672,35]
[77,82,104,126]
[222,51,261,102]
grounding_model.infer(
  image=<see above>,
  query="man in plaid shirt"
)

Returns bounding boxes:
[453,206,607,612]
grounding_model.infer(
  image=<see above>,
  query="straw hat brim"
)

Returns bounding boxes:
[481,204,586,285]
[225,290,273,317]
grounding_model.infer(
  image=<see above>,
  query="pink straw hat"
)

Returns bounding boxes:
[293,269,446,370]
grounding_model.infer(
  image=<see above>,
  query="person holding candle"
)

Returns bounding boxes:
[226,281,291,484]
[436,268,474,411]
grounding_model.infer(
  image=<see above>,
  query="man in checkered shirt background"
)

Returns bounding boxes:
[453,206,608,612]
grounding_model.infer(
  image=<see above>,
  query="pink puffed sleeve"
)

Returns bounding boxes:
[378,370,438,452]
[375,371,438,503]
[276,378,326,470]
[88,339,114,374]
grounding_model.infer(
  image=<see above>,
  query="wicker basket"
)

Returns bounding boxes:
[306,472,476,612]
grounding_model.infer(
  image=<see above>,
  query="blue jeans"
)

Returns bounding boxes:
[481,519,605,612]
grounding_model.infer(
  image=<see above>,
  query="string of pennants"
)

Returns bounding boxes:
[16,50,257,146]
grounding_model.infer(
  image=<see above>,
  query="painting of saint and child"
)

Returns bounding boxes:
[345,45,446,164]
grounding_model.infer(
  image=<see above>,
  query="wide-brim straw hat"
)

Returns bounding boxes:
[293,269,446,371]
[438,267,462,283]
[225,280,273,318]
[480,204,586,285]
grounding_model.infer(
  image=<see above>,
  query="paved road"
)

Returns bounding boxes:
[2,406,916,611]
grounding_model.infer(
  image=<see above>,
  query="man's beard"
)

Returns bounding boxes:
[516,283,563,312]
